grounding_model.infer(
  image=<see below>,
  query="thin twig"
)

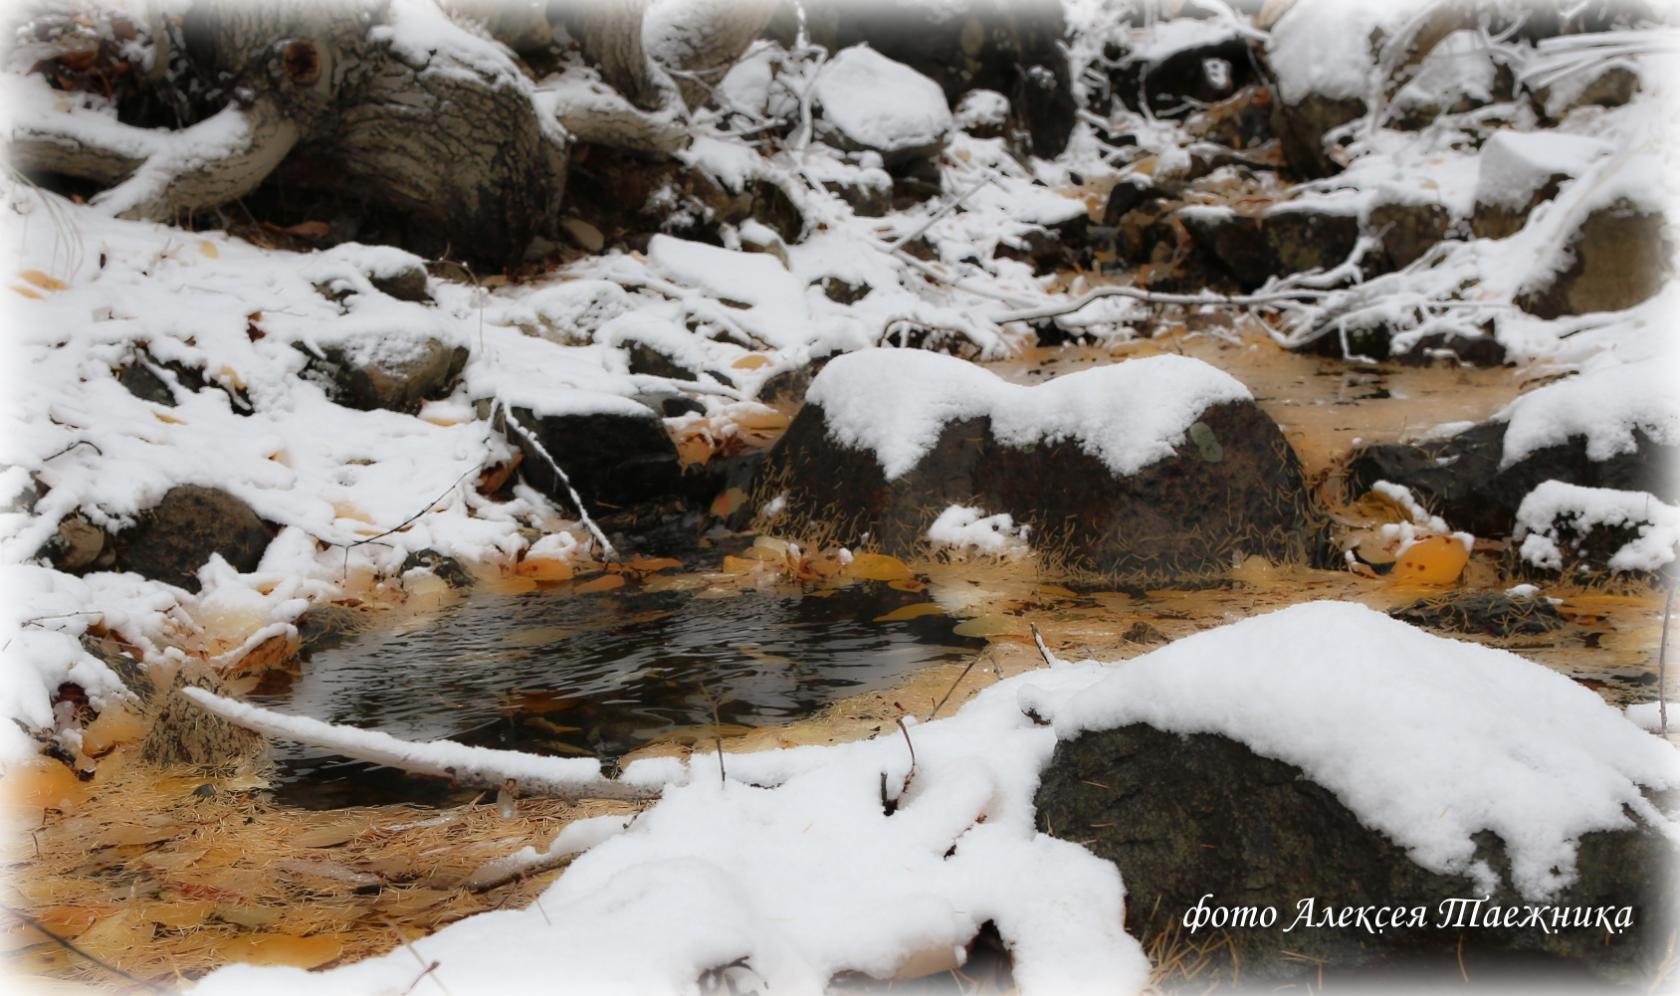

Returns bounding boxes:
[1660,579,1674,735]
[1030,623,1057,667]
[927,656,980,723]
[887,175,995,251]
[500,405,617,561]
[1,904,174,993]
[345,465,478,551]
[992,283,1326,326]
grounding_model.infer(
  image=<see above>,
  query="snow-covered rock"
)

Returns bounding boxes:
[1349,363,1679,537]
[1471,131,1613,239]
[1515,481,1680,575]
[813,46,953,163]
[1037,602,1679,983]
[1515,172,1672,318]
[1391,29,1500,127]
[754,349,1324,580]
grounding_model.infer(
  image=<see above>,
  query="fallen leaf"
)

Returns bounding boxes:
[873,603,945,623]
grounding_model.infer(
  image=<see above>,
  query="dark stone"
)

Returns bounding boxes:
[822,176,891,218]
[81,631,153,699]
[1471,172,1570,240]
[624,341,700,381]
[1534,63,1641,122]
[118,360,177,407]
[1035,723,1677,984]
[1347,419,1676,538]
[313,336,469,414]
[755,398,1327,584]
[1101,175,1166,227]
[368,262,431,303]
[44,513,113,573]
[818,277,870,305]
[890,156,945,209]
[758,352,840,407]
[1395,329,1508,367]
[502,406,681,517]
[792,0,1076,158]
[1181,204,1359,291]
[1367,200,1453,272]
[294,603,367,656]
[746,180,806,244]
[1512,503,1672,580]
[1271,92,1366,179]
[1124,31,1258,117]
[1391,591,1564,637]
[399,549,474,589]
[110,486,274,592]
[1515,198,1671,319]
[993,212,1092,274]
[1189,84,1275,150]
[661,396,706,418]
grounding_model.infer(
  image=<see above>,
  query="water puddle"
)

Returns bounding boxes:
[250,579,982,808]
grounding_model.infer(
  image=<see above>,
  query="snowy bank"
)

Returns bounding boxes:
[194,602,1675,993]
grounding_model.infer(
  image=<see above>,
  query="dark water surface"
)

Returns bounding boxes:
[251,581,979,808]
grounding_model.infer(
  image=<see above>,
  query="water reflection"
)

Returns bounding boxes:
[252,582,979,807]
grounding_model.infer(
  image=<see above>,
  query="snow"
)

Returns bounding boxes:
[190,601,1677,994]
[813,46,953,157]
[925,505,1032,558]
[1266,0,1411,103]
[646,235,812,350]
[1474,130,1614,212]
[954,89,1010,131]
[805,348,1253,480]
[1039,601,1680,899]
[1627,702,1678,733]
[1497,361,1679,468]
[1393,30,1496,119]
[1514,481,1680,573]
[193,657,1149,995]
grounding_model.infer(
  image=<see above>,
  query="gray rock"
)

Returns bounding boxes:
[1535,63,1640,122]
[110,486,274,592]
[1368,199,1454,271]
[498,406,681,517]
[754,395,1327,584]
[1390,590,1564,637]
[1036,723,1677,984]
[315,336,469,414]
[1180,203,1360,291]
[367,262,431,303]
[1515,197,1671,319]
[1347,418,1675,539]
[1271,92,1365,178]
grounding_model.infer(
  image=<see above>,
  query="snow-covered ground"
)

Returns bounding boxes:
[4,1,1680,991]
[186,602,1678,994]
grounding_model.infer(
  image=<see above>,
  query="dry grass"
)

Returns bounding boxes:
[3,748,637,989]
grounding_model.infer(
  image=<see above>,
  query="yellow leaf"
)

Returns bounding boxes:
[18,270,67,291]
[953,614,1018,638]
[846,552,913,582]
[11,285,42,300]
[199,240,219,258]
[710,487,749,516]
[213,932,345,968]
[731,353,771,370]
[516,557,574,582]
[721,555,762,575]
[1389,535,1469,586]
[873,602,945,622]
[573,573,626,594]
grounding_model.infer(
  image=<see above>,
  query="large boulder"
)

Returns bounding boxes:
[752,349,1326,582]
[812,46,953,165]
[1033,602,1680,985]
[792,0,1076,157]
[82,486,274,592]
[1180,202,1360,291]
[1513,481,1680,578]
[1514,194,1671,319]
[1470,131,1612,240]
[1347,364,1677,537]
[498,405,681,518]
[309,334,468,414]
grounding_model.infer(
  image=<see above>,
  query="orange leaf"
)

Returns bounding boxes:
[18,270,67,291]
[573,573,625,594]
[731,353,771,370]
[873,602,945,622]
[1390,535,1468,586]
[845,552,913,582]
[517,557,574,582]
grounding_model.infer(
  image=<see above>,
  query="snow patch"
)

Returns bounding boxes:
[1514,481,1680,573]
[926,505,1032,558]
[814,46,953,157]
[805,348,1252,480]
